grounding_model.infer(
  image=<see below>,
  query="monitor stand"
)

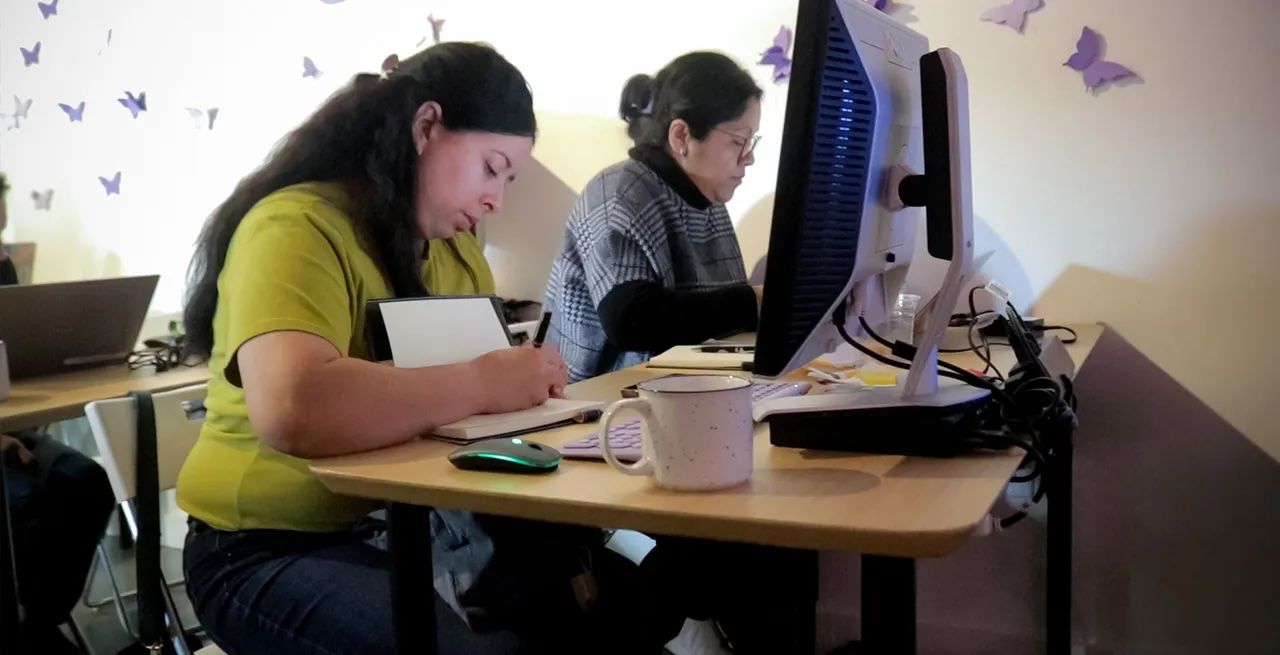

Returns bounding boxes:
[754,381,990,456]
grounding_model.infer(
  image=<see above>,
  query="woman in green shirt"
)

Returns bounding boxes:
[177,43,569,653]
[178,41,815,655]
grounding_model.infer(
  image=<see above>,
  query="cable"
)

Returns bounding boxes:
[835,319,979,387]
[1042,324,1079,344]
[854,315,1002,395]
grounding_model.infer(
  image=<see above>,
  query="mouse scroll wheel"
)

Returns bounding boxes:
[529,444,543,450]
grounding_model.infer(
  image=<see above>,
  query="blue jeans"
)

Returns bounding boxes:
[182,519,533,654]
[184,516,816,655]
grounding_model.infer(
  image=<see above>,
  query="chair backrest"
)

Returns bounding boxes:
[85,384,208,504]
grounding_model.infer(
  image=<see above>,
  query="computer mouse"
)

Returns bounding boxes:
[447,437,561,474]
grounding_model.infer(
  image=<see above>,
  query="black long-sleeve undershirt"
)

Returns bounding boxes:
[596,279,757,354]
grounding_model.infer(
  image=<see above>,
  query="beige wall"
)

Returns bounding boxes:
[896,0,1280,459]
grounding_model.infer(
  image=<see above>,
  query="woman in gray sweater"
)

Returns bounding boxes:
[544,52,764,381]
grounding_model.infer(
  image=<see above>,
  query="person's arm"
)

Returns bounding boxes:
[596,280,758,353]
[237,332,566,459]
[218,207,566,460]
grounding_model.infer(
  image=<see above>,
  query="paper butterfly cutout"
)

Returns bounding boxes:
[38,0,58,19]
[759,26,793,82]
[429,15,445,43]
[980,0,1043,34]
[118,91,147,118]
[99,172,122,196]
[418,15,446,47]
[1,95,33,129]
[21,42,41,67]
[186,107,219,130]
[1064,27,1137,92]
[59,101,85,122]
[31,189,53,210]
[302,56,323,78]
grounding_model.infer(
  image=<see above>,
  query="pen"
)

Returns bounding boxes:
[532,311,552,348]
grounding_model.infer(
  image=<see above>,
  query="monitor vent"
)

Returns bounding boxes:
[782,8,878,348]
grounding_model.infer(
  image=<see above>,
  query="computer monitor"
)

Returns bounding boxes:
[753,0,989,443]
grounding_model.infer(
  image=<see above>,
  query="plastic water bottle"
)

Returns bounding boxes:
[887,293,921,345]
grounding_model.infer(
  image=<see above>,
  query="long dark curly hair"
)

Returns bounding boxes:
[183,42,535,358]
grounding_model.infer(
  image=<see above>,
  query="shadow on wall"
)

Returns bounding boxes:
[1033,203,1280,459]
[481,157,578,302]
[482,110,631,302]
[733,190,1034,313]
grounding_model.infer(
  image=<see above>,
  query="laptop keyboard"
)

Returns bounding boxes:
[561,380,811,462]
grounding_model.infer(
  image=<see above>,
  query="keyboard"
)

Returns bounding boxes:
[561,380,812,462]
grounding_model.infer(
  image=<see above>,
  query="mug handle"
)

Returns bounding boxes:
[598,398,655,476]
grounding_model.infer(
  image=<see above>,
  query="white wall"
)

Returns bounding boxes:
[2,0,1278,462]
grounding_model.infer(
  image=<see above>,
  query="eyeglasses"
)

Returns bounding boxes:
[713,127,762,161]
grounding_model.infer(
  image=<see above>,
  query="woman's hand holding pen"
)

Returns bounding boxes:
[469,345,569,415]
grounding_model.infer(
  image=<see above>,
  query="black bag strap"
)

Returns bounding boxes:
[0,458,24,645]
[130,390,166,651]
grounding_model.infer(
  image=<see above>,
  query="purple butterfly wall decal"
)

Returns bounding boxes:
[31,189,53,210]
[38,0,58,19]
[429,15,445,43]
[980,0,1043,34]
[302,56,323,78]
[99,172,122,196]
[118,91,146,118]
[759,26,793,82]
[59,101,85,122]
[417,15,446,48]
[1,95,33,129]
[186,107,219,130]
[21,42,41,67]
[1064,27,1137,92]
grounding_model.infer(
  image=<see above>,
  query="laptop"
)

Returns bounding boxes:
[0,275,159,379]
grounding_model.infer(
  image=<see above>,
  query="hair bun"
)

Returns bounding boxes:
[619,73,655,123]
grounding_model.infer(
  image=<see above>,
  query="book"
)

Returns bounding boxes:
[432,398,606,443]
[646,344,755,371]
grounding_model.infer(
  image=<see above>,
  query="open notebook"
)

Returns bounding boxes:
[432,398,605,444]
[365,295,603,444]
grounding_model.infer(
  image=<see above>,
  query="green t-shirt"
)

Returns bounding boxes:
[176,182,494,532]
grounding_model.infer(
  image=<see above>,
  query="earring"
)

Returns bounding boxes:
[680,148,688,157]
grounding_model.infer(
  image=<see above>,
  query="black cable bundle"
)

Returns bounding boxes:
[833,298,1079,528]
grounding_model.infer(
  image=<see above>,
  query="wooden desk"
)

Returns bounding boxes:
[0,365,210,432]
[312,324,1101,653]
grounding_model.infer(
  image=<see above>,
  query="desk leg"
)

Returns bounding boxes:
[861,555,916,654]
[389,503,436,655]
[1046,438,1073,655]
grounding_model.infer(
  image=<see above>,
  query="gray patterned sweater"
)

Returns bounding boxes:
[543,146,757,382]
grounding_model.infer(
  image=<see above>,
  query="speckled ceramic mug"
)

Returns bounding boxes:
[599,375,753,491]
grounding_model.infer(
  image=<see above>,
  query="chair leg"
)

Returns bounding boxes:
[65,617,91,654]
[93,542,137,638]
